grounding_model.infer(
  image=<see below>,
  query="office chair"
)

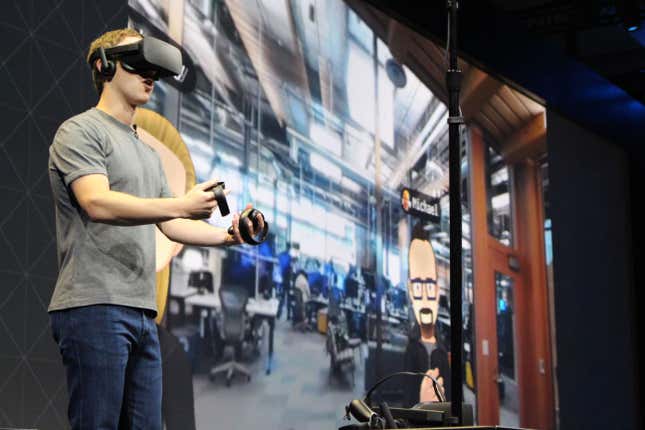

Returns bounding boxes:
[327,288,342,324]
[291,287,310,331]
[209,285,251,386]
[326,316,357,387]
[187,270,214,337]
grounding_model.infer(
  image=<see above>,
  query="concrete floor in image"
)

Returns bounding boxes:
[190,318,365,430]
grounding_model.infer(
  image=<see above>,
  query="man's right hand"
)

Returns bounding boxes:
[420,367,445,403]
[179,179,222,219]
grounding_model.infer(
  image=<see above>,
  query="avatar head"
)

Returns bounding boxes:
[401,189,411,212]
[407,223,439,342]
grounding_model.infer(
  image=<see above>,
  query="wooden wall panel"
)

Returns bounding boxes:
[514,161,555,430]
[469,127,499,425]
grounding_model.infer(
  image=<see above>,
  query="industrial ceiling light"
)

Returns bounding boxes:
[385,58,407,88]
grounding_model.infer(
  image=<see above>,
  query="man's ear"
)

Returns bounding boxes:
[94,58,102,73]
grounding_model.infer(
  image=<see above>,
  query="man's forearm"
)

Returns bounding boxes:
[159,218,234,247]
[86,190,184,225]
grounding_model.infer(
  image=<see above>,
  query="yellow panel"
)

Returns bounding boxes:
[155,265,170,325]
[134,108,197,323]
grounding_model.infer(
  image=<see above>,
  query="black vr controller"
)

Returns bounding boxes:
[207,182,269,246]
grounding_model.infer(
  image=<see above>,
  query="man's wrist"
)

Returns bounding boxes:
[224,232,237,246]
[168,196,187,219]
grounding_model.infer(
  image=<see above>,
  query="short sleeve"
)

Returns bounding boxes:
[49,120,108,187]
[155,155,174,198]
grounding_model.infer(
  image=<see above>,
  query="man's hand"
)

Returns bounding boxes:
[179,179,223,220]
[420,367,445,403]
[226,203,266,245]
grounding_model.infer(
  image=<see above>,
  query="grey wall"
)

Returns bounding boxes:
[0,1,127,428]
[547,110,639,429]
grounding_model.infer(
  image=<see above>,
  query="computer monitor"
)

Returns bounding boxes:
[188,270,213,293]
[345,275,359,300]
[362,270,375,292]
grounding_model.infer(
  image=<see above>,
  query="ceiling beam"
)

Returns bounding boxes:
[501,112,546,163]
[460,68,502,121]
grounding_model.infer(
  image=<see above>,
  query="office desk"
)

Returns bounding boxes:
[306,295,329,325]
[388,309,409,321]
[307,295,329,307]
[168,286,200,329]
[184,294,279,374]
[339,302,367,340]
[248,298,279,374]
[340,302,366,314]
[381,315,401,325]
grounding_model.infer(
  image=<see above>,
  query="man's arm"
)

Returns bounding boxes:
[158,204,255,247]
[157,218,233,247]
[72,174,219,225]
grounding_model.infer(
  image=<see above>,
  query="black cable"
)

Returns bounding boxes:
[379,402,397,429]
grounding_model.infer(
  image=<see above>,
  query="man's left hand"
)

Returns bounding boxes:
[227,204,265,245]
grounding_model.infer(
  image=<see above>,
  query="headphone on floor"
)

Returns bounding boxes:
[340,371,474,429]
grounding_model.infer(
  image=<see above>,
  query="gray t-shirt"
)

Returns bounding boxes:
[47,107,173,314]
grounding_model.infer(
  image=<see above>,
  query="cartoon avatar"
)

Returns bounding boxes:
[404,222,451,404]
[401,189,411,212]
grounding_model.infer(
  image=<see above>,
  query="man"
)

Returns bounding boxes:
[403,222,451,405]
[48,28,261,429]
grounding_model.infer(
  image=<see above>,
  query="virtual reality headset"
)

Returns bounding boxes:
[88,36,183,80]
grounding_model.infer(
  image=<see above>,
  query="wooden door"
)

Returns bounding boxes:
[469,127,554,429]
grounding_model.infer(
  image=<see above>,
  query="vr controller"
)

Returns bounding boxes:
[207,182,269,246]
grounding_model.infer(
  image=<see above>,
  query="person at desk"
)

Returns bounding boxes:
[344,264,364,302]
[343,265,366,339]
[324,257,337,296]
[256,234,275,299]
[277,242,299,319]
[403,223,451,406]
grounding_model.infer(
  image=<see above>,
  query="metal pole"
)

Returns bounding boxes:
[254,11,264,299]
[373,32,385,380]
[446,0,464,424]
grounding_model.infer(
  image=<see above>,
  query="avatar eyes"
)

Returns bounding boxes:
[408,279,437,300]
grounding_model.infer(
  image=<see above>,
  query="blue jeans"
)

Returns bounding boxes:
[50,305,162,430]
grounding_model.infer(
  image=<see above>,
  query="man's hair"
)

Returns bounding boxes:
[411,221,428,241]
[86,28,142,94]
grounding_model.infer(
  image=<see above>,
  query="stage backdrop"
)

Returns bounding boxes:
[0,1,559,429]
[128,0,462,429]
[0,1,128,429]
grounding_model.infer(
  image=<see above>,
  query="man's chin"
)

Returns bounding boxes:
[129,93,151,106]
[420,322,435,340]
[137,96,151,106]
